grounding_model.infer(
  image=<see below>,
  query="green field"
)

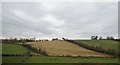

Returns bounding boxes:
[2,56,25,63]
[3,56,118,63]
[75,40,118,52]
[2,41,119,63]
[2,43,38,63]
[2,44,30,54]
[0,43,2,54]
[2,44,38,55]
[24,56,118,63]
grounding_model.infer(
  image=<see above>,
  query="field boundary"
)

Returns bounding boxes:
[63,39,118,57]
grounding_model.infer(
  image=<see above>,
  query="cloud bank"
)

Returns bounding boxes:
[2,2,118,39]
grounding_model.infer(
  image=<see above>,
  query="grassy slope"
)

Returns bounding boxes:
[2,44,39,63]
[2,44,37,55]
[2,42,118,63]
[2,44,29,54]
[75,40,118,52]
[27,41,110,57]
[24,56,118,63]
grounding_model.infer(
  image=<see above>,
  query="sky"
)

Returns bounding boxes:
[1,1,118,39]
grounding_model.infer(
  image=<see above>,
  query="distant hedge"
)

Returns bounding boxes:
[21,44,48,56]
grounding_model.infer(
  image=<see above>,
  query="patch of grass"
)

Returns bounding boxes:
[2,44,37,55]
[2,56,25,63]
[3,56,118,63]
[24,56,118,63]
[0,43,2,54]
[75,40,118,52]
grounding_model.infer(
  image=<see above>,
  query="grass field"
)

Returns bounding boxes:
[75,40,118,52]
[26,41,111,57]
[2,44,30,54]
[2,41,118,63]
[2,44,38,55]
[2,56,25,63]
[24,56,118,63]
[3,56,118,63]
[0,43,1,55]
[2,43,38,63]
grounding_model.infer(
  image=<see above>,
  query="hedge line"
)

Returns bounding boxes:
[63,39,119,57]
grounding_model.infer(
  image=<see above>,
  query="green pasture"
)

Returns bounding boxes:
[75,40,118,52]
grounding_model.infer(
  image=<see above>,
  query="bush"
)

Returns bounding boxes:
[41,51,48,56]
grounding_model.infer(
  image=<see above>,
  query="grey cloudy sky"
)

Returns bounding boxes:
[2,2,118,39]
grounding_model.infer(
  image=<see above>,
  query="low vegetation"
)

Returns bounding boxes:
[2,56,26,63]
[24,56,118,63]
[75,40,118,51]
[3,56,118,63]
[74,40,119,57]
[2,44,30,55]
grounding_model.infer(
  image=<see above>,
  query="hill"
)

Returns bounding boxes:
[27,40,111,57]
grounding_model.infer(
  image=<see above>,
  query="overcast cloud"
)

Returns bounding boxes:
[2,2,118,39]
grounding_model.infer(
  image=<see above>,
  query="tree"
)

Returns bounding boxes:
[107,36,114,40]
[52,38,58,41]
[91,36,98,40]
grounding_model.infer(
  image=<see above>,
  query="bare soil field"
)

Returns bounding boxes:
[26,41,112,57]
